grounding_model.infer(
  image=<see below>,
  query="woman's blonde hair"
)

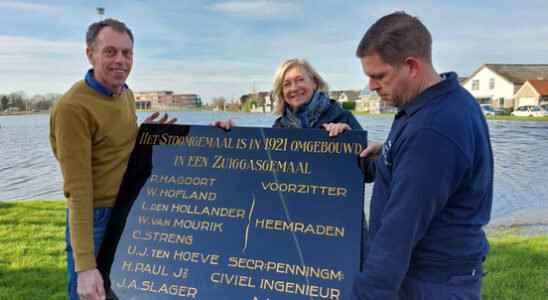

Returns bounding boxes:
[272,58,329,115]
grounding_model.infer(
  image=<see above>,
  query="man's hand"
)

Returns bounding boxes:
[322,122,351,137]
[77,268,105,300]
[144,112,177,124]
[360,141,383,160]
[211,119,234,130]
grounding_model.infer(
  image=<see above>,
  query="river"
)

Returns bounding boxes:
[1,112,547,227]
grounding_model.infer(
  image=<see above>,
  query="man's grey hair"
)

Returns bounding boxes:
[86,18,134,48]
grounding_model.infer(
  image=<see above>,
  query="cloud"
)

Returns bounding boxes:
[130,56,274,99]
[0,35,81,55]
[0,0,59,13]
[207,0,299,17]
[0,35,86,94]
[1,1,547,101]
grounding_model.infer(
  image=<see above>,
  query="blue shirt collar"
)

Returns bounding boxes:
[84,69,128,97]
[398,72,459,118]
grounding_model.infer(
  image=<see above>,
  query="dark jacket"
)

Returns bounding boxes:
[353,72,493,300]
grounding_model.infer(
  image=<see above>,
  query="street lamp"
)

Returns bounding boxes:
[96,7,105,20]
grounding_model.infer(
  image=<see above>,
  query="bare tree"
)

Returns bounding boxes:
[8,92,26,111]
[30,94,57,111]
[212,97,227,111]
[1,95,8,111]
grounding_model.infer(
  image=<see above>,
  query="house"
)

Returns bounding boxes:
[330,90,361,103]
[240,91,272,113]
[355,95,369,112]
[134,90,171,110]
[357,93,396,113]
[172,94,202,108]
[513,80,548,108]
[462,64,548,109]
[134,91,201,110]
[328,90,344,101]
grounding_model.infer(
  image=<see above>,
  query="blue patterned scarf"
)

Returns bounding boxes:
[279,91,331,128]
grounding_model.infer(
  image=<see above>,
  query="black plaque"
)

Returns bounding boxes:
[98,124,367,300]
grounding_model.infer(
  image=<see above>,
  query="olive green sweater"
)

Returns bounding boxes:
[50,80,138,272]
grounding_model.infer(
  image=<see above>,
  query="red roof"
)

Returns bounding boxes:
[529,80,548,96]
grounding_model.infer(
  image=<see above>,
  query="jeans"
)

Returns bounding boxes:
[66,207,112,300]
[399,268,483,300]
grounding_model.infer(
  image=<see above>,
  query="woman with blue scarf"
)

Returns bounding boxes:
[215,58,362,134]
[273,58,362,133]
[215,58,368,272]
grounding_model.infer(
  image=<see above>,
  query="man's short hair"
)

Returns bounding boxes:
[86,18,134,48]
[356,11,432,66]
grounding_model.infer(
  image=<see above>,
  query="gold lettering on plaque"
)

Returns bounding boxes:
[210,272,256,288]
[261,181,347,197]
[132,230,193,245]
[259,278,340,300]
[255,219,344,238]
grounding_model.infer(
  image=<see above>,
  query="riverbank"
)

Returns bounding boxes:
[485,115,548,122]
[3,110,548,122]
[0,110,48,117]
[352,111,548,122]
[487,207,548,236]
[1,200,547,299]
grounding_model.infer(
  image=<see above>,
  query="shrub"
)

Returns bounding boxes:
[342,101,356,110]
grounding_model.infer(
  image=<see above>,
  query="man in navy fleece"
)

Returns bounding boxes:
[352,12,493,300]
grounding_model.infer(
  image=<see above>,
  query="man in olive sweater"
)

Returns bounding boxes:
[50,19,174,300]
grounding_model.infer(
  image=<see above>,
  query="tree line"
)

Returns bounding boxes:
[0,91,61,113]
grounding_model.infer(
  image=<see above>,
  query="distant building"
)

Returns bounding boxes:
[173,94,202,108]
[358,93,396,114]
[240,91,272,113]
[356,94,373,112]
[134,90,170,110]
[462,64,548,109]
[4,107,20,113]
[356,86,396,113]
[329,90,344,101]
[513,80,548,108]
[134,91,201,110]
[329,90,361,103]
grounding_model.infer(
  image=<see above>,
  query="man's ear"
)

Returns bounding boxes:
[86,47,95,66]
[404,57,421,78]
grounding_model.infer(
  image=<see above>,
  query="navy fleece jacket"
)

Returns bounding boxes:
[353,72,493,299]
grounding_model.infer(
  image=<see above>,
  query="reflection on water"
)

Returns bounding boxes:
[1,112,547,224]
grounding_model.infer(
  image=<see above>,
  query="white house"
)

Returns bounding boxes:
[462,64,548,109]
[330,90,361,103]
[242,91,272,113]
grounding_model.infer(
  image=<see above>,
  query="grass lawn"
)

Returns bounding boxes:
[1,200,547,299]
[353,111,395,117]
[0,200,66,300]
[485,115,548,122]
[483,233,548,299]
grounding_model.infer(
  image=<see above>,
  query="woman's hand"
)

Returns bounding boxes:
[322,122,351,137]
[211,119,235,130]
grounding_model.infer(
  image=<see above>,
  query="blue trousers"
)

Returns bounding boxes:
[352,266,483,300]
[66,208,112,300]
[399,271,483,300]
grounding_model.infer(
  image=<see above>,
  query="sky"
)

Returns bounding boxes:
[0,0,547,103]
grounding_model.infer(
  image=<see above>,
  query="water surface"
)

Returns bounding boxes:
[1,112,547,225]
